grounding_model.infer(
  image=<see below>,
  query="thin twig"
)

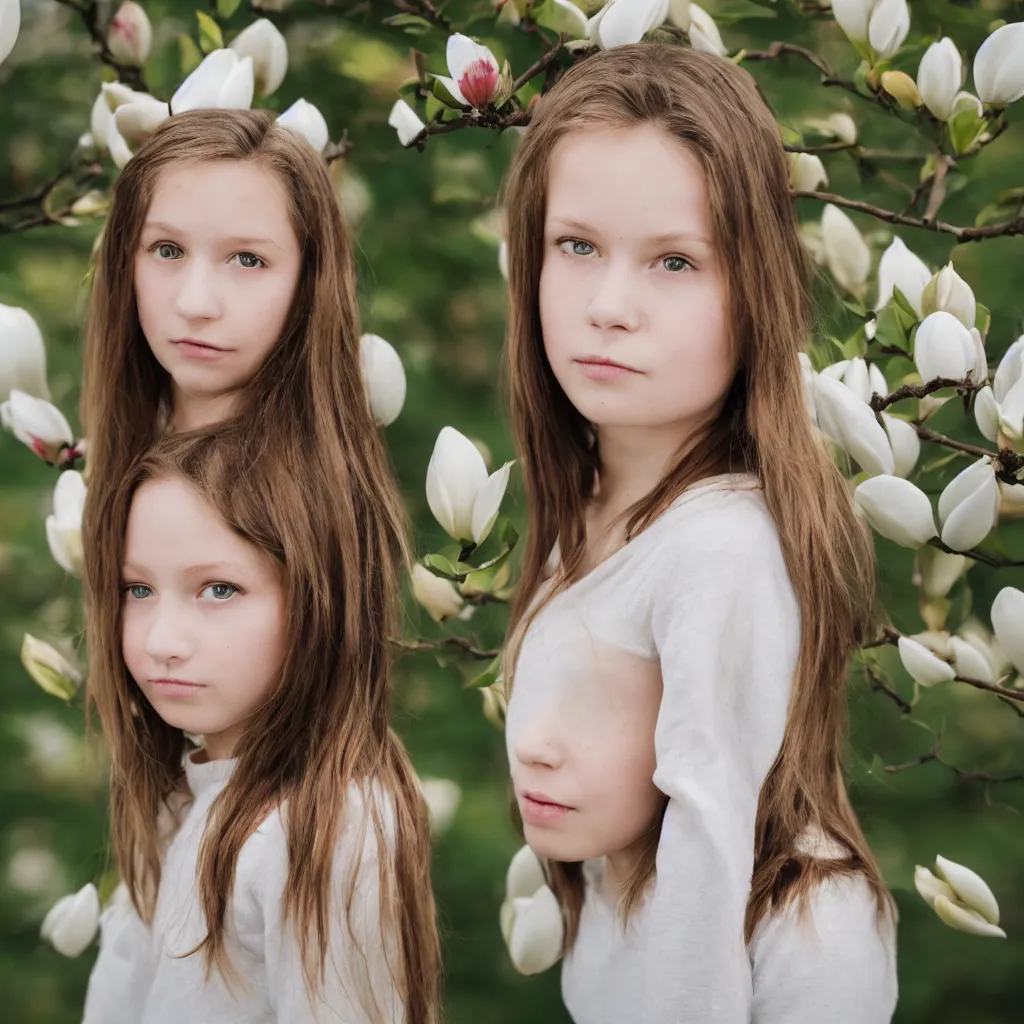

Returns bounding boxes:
[870,376,984,414]
[740,42,873,103]
[793,188,1024,242]
[397,637,499,661]
[864,665,913,714]
[391,0,451,31]
[885,739,1024,783]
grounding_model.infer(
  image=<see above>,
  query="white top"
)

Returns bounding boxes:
[82,754,402,1024]
[509,474,897,1022]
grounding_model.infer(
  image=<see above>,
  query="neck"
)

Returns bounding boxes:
[171,386,238,433]
[601,839,646,897]
[594,422,693,516]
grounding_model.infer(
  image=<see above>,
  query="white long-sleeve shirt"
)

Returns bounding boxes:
[509,473,896,1022]
[82,754,402,1024]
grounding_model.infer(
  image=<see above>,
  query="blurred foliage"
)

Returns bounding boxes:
[1,0,1023,1021]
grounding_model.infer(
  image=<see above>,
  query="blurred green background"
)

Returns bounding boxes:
[1,0,1023,1020]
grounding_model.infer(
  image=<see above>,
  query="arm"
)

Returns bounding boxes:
[643,496,801,1023]
[750,876,898,1024]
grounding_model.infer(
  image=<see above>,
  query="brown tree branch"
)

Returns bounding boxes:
[870,375,984,414]
[864,665,913,714]
[794,188,1024,243]
[391,0,451,32]
[885,739,1024,783]
[397,636,499,661]
[54,0,148,90]
[739,41,875,104]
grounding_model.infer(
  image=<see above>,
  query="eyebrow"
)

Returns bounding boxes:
[121,561,244,577]
[140,221,282,251]
[547,218,713,248]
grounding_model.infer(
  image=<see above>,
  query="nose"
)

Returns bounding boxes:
[512,724,566,772]
[141,600,193,665]
[585,258,641,333]
[172,256,221,323]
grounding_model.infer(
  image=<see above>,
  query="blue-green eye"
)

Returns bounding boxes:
[126,584,152,599]
[663,256,692,273]
[154,243,182,260]
[202,583,238,601]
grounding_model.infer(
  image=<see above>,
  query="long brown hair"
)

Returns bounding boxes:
[502,44,892,946]
[80,110,439,1020]
[89,428,439,1021]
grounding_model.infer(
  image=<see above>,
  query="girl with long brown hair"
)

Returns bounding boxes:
[82,428,437,1023]
[502,44,897,1022]
[77,109,439,1021]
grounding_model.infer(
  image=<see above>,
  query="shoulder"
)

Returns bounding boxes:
[750,873,897,1001]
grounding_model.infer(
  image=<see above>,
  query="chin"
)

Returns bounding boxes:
[523,822,600,865]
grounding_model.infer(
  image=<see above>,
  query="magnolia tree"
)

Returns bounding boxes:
[2,0,1022,976]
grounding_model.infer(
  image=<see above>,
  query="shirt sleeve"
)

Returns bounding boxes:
[243,798,404,1024]
[749,876,898,1024]
[81,883,156,1024]
[643,494,801,1023]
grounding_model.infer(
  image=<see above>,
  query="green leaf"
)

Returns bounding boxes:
[196,11,224,54]
[890,286,920,327]
[464,654,502,690]
[711,0,777,23]
[179,33,202,76]
[216,0,244,18]
[423,553,462,581]
[975,303,991,337]
[874,303,909,351]
[500,519,520,549]
[842,298,868,319]
[382,13,435,35]
[841,331,867,360]
[432,76,466,109]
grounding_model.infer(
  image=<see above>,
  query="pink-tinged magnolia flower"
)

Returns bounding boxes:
[106,1,152,68]
[437,34,501,109]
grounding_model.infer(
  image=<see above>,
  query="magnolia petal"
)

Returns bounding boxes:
[914,865,956,908]
[688,4,726,57]
[219,54,255,109]
[595,0,670,50]
[882,413,920,478]
[411,563,464,623]
[938,458,994,526]
[0,0,20,67]
[854,475,936,548]
[229,17,288,99]
[831,0,869,44]
[821,204,870,294]
[0,303,49,401]
[973,22,1024,107]
[914,310,976,384]
[446,32,499,82]
[425,427,489,542]
[388,99,426,147]
[276,98,329,153]
[507,886,564,975]
[990,586,1024,677]
[507,844,547,900]
[359,334,406,426]
[876,235,930,314]
[917,38,963,122]
[974,386,999,443]
[898,636,955,686]
[41,884,101,957]
[932,896,1006,938]
[868,0,910,60]
[813,372,895,476]
[113,98,170,148]
[992,336,1024,404]
[939,462,999,552]
[950,636,994,684]
[171,48,240,113]
[471,461,513,545]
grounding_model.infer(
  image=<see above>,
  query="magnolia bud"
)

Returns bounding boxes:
[875,236,930,315]
[972,22,1024,108]
[897,635,955,686]
[229,18,288,99]
[21,634,81,702]
[854,475,936,548]
[170,49,255,114]
[106,2,152,68]
[917,38,962,121]
[46,470,87,576]
[0,390,74,463]
[922,856,1006,938]
[921,263,976,329]
[913,311,979,385]
[41,883,101,957]
[881,69,921,110]
[360,333,406,427]
[936,457,999,552]
[0,303,49,401]
[821,204,870,295]
[411,563,464,623]
[276,98,329,153]
[990,585,1024,677]
[789,152,828,193]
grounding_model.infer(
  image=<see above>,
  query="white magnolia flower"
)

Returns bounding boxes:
[812,371,894,476]
[804,112,858,145]
[913,311,985,385]
[112,96,170,148]
[990,586,1024,677]
[875,236,930,315]
[420,777,462,835]
[975,336,1024,442]
[898,635,955,686]
[921,263,976,329]
[915,546,967,600]
[854,475,936,548]
[106,2,152,68]
[411,563,465,623]
[46,470,86,576]
[821,204,871,295]
[20,634,81,702]
[41,883,101,957]
[426,427,513,545]
[500,846,563,975]
[831,0,910,60]
[917,38,962,121]
[436,34,501,108]
[170,49,255,114]
[388,99,425,147]
[936,457,999,552]
[229,18,288,99]
[883,414,920,477]
[587,0,669,50]
[973,22,1024,107]
[360,334,406,426]
[789,153,828,193]
[950,635,994,683]
[687,3,726,56]
[276,98,329,152]
[0,390,74,463]
[0,303,49,401]
[916,857,1005,938]
[0,0,20,67]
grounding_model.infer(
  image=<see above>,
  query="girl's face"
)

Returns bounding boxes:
[121,475,287,760]
[507,617,664,871]
[134,159,302,429]
[539,124,736,440]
